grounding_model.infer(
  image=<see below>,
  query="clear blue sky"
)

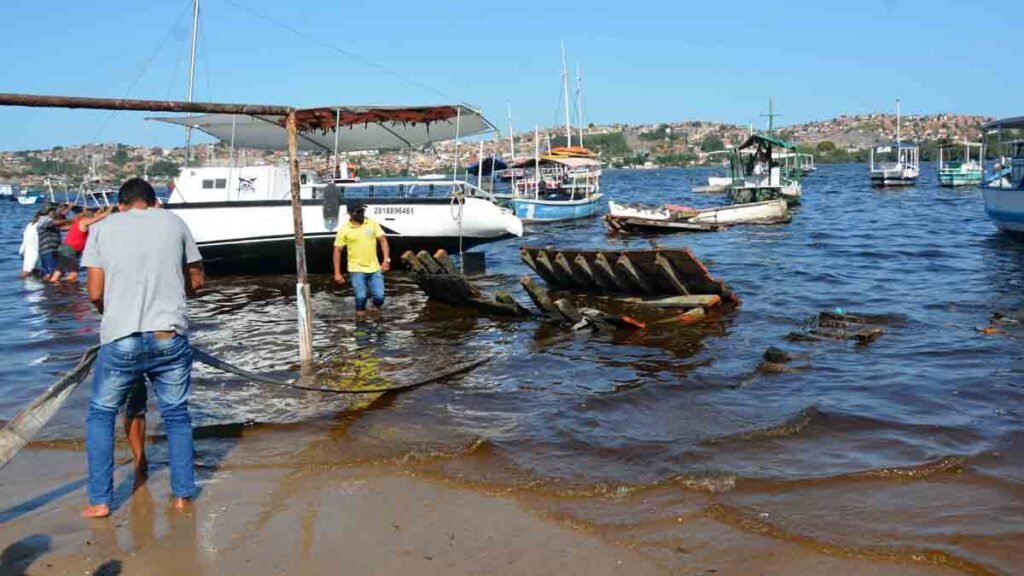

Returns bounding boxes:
[1,0,1020,151]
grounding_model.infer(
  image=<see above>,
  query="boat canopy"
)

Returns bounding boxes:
[466,156,508,175]
[875,142,918,153]
[153,105,494,152]
[983,116,1024,131]
[738,134,797,151]
[541,156,601,168]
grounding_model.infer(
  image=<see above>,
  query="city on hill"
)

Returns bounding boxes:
[0,112,1002,188]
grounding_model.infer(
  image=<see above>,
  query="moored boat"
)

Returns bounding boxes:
[605,199,789,233]
[938,140,984,187]
[157,105,523,273]
[869,99,919,186]
[980,117,1024,238]
[726,134,803,206]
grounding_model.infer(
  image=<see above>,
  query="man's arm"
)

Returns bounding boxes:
[86,267,105,314]
[185,262,204,298]
[80,207,114,230]
[333,246,346,284]
[378,234,391,272]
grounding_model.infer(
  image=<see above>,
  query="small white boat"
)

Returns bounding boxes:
[417,173,447,181]
[16,195,39,206]
[693,176,734,194]
[606,199,789,233]
[869,99,919,186]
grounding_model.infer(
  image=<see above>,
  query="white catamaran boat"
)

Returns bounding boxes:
[870,99,919,186]
[157,106,523,273]
[981,117,1024,238]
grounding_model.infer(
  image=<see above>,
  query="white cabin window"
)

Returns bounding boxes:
[300,174,308,185]
[215,178,227,189]
[202,179,215,189]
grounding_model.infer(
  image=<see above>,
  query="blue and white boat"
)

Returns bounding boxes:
[509,155,602,223]
[509,43,603,223]
[869,99,920,187]
[981,117,1024,238]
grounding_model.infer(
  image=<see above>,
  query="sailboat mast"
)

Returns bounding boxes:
[184,0,200,166]
[576,62,584,147]
[896,98,901,147]
[507,100,515,161]
[561,42,572,148]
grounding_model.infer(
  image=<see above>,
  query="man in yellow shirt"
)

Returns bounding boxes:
[333,203,391,318]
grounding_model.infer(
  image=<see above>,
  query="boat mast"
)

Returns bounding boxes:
[507,100,515,161]
[184,0,200,166]
[534,126,540,200]
[561,42,572,148]
[576,62,584,147]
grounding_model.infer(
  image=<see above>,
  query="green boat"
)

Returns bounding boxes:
[726,99,803,206]
[938,140,984,187]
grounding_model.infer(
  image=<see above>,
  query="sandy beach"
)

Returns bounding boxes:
[0,428,970,576]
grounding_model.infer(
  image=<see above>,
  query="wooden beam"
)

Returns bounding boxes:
[520,248,560,286]
[655,254,690,295]
[433,249,459,275]
[620,294,722,309]
[286,111,313,364]
[401,250,426,273]
[554,252,586,288]
[416,250,443,274]
[0,92,292,116]
[615,254,657,294]
[553,299,583,324]
[592,253,632,293]
[520,276,562,318]
[495,292,533,317]
[533,250,564,287]
[572,254,612,292]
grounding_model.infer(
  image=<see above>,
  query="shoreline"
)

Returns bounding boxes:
[0,442,968,576]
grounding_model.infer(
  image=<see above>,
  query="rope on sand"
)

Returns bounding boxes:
[0,346,492,470]
[0,346,99,471]
[192,348,492,394]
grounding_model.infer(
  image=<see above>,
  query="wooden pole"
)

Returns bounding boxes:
[286,111,314,364]
[0,92,291,116]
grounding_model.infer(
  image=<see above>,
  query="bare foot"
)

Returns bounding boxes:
[80,504,110,519]
[133,464,149,490]
[171,497,190,510]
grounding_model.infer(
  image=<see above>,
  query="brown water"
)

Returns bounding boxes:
[2,165,1023,574]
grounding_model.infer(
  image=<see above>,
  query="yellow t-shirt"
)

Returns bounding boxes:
[334,218,385,273]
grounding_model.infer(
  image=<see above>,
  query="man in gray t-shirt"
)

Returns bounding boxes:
[79,178,205,519]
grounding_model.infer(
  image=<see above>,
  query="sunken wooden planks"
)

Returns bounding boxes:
[520,246,738,306]
[402,250,527,317]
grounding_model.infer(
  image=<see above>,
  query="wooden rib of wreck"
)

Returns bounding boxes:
[520,246,739,307]
[402,250,645,331]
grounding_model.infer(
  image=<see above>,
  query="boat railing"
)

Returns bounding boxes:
[307,179,500,204]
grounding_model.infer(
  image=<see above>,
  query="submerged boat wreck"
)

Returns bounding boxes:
[519,246,739,306]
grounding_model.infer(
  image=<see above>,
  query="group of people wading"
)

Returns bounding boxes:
[15,179,392,518]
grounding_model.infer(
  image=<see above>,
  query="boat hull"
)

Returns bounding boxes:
[727,185,802,206]
[510,194,603,223]
[168,197,522,274]
[983,187,1024,238]
[938,170,983,187]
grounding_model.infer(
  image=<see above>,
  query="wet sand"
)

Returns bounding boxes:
[0,444,965,576]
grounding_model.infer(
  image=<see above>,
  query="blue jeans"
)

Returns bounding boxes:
[350,270,385,311]
[86,332,195,505]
